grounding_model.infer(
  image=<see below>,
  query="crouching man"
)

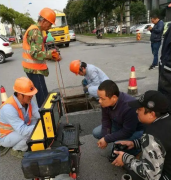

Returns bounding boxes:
[70,60,109,99]
[113,90,171,180]
[0,77,40,158]
[93,80,144,155]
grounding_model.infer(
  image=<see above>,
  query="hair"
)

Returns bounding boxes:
[80,62,87,72]
[38,16,44,22]
[150,14,159,19]
[98,80,119,98]
[14,92,18,97]
[144,108,167,118]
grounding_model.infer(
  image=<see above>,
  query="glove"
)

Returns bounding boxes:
[51,50,61,61]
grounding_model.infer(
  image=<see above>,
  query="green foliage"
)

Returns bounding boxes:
[0,4,35,30]
[130,1,146,23]
[64,0,116,26]
[150,8,166,20]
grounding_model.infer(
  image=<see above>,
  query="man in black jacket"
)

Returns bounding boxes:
[148,14,164,70]
[92,80,144,155]
[112,90,171,180]
[158,25,171,106]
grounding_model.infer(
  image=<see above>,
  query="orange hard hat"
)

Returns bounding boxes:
[70,60,81,75]
[39,8,56,24]
[13,77,38,96]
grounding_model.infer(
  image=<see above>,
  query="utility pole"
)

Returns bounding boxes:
[147,10,150,23]
[94,17,96,30]
[125,0,130,34]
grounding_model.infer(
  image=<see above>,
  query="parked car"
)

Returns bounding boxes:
[8,36,15,42]
[163,21,171,36]
[115,25,126,34]
[143,24,155,35]
[107,26,116,33]
[0,36,14,64]
[130,25,141,34]
[132,23,154,34]
[69,30,76,41]
[92,29,97,34]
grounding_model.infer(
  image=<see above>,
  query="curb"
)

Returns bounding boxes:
[11,44,22,49]
[77,39,150,46]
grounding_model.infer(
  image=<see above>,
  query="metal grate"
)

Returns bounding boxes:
[50,30,65,36]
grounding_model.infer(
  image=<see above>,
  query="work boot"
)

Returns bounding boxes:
[11,149,25,159]
[0,146,10,156]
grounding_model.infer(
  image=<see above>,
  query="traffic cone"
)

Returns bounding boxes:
[128,66,138,95]
[0,86,8,104]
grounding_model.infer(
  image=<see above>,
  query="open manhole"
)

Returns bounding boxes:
[65,101,93,113]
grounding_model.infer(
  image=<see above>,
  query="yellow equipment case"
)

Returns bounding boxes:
[39,92,62,140]
[23,92,81,179]
[27,119,46,151]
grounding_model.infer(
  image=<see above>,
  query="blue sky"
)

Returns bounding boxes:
[0,0,68,21]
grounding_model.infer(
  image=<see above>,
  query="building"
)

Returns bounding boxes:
[144,0,171,21]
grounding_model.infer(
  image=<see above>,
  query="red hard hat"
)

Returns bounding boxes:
[39,8,56,24]
[70,60,81,75]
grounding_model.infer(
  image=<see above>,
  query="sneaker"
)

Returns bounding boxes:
[149,65,155,70]
[11,149,25,159]
[0,146,10,156]
[155,65,159,68]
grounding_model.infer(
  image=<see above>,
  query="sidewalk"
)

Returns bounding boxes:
[76,34,150,45]
[11,43,22,48]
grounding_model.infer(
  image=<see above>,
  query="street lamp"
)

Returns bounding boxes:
[24,2,32,13]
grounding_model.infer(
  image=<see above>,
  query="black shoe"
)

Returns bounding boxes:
[149,65,155,70]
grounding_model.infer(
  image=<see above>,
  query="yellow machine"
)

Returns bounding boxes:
[43,9,70,47]
[24,92,80,180]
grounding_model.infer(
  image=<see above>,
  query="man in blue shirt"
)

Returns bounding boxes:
[70,60,109,98]
[148,14,164,70]
[0,77,40,158]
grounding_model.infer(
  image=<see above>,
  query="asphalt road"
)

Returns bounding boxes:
[0,41,160,180]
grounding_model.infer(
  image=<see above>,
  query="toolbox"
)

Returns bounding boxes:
[39,92,63,140]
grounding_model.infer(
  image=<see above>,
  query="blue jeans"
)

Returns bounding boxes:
[151,41,161,66]
[26,73,48,108]
[93,125,143,155]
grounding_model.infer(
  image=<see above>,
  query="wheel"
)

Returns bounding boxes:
[0,52,5,64]
[65,43,69,47]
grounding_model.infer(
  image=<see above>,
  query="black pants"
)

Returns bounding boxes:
[26,73,48,108]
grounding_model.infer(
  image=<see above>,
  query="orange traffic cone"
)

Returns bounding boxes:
[0,86,8,104]
[136,33,141,41]
[128,66,138,95]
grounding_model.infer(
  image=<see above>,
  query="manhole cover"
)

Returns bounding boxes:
[65,101,93,113]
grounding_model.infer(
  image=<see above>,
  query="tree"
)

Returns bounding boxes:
[0,4,35,39]
[130,1,146,24]
[113,0,125,35]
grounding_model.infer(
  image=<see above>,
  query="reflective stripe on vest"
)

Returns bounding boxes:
[0,96,32,138]
[22,24,47,70]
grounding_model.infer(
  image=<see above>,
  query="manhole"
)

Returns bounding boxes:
[65,101,93,113]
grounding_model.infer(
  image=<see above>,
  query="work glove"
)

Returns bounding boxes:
[51,50,61,61]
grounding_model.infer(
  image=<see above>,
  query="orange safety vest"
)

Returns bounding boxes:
[22,24,48,70]
[0,96,32,138]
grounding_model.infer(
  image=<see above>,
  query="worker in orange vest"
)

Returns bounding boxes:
[22,8,61,108]
[0,77,40,158]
